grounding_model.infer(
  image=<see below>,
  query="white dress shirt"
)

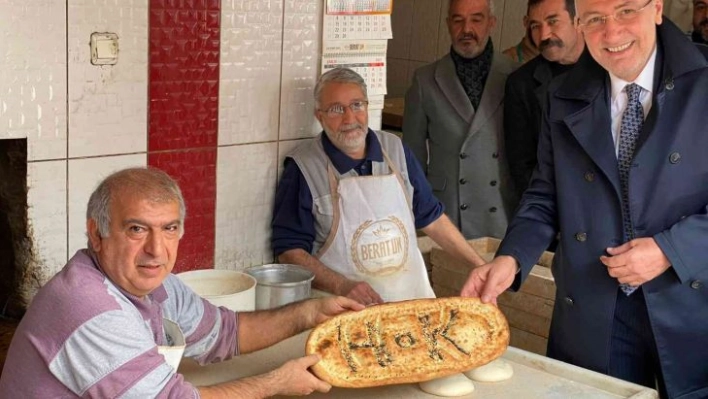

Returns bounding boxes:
[609,46,658,157]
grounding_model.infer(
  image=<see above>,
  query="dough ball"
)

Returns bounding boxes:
[418,373,475,397]
[464,359,514,382]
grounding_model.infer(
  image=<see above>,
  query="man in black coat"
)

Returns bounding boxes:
[464,1,708,396]
[693,0,708,44]
[503,0,584,198]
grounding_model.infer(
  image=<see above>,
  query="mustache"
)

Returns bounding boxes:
[458,33,479,42]
[339,123,364,132]
[700,18,708,27]
[539,38,564,51]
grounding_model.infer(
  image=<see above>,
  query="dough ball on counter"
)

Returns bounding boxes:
[418,373,475,397]
[464,359,513,382]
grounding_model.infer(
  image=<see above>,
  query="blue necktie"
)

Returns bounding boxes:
[617,83,643,295]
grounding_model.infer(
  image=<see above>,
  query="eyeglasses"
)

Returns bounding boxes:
[318,100,369,118]
[577,0,654,32]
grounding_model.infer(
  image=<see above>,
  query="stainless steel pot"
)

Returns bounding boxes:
[246,264,315,310]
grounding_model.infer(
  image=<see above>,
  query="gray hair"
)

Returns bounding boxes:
[314,68,368,108]
[448,0,496,16]
[86,167,186,240]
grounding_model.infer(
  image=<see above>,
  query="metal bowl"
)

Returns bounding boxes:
[246,264,315,310]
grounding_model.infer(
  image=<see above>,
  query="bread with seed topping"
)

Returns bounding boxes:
[305,297,509,388]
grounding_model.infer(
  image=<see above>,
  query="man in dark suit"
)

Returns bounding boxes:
[461,0,708,395]
[504,0,584,198]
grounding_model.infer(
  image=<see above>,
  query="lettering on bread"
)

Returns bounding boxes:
[306,297,509,388]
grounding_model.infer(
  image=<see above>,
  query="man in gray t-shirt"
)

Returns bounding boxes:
[0,167,362,398]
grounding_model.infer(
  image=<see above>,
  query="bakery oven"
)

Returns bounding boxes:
[0,138,30,321]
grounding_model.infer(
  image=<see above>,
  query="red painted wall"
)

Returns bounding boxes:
[148,0,220,272]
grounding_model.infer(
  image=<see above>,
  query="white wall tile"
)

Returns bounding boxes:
[27,160,67,283]
[67,154,146,256]
[278,0,322,141]
[215,143,278,270]
[67,0,148,158]
[219,1,284,145]
[0,0,67,161]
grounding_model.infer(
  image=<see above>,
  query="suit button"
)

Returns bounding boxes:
[460,204,469,210]
[584,171,595,182]
[460,153,468,159]
[490,180,497,186]
[489,207,497,213]
[664,77,674,90]
[669,152,681,164]
[492,152,499,159]
[459,178,467,184]
[575,232,587,242]
[691,280,703,290]
[564,297,574,306]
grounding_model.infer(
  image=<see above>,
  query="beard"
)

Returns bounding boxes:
[453,34,487,59]
[324,123,367,153]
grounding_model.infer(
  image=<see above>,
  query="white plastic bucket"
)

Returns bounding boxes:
[177,269,257,312]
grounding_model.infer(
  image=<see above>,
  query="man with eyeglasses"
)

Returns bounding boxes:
[693,0,708,44]
[504,0,585,200]
[271,68,487,305]
[402,0,519,241]
[461,0,708,396]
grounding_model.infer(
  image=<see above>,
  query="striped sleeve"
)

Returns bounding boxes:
[161,275,239,365]
[47,306,198,398]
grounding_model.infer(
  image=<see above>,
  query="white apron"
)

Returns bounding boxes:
[157,318,186,371]
[316,149,435,302]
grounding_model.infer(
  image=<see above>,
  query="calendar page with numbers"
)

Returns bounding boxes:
[323,14,392,40]
[326,0,393,15]
[321,40,388,96]
[321,0,393,130]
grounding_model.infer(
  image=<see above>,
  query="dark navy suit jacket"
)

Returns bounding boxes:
[498,19,708,399]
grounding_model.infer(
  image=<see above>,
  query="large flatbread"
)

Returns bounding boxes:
[305,297,509,388]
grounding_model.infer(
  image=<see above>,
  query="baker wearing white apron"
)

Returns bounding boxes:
[291,131,435,302]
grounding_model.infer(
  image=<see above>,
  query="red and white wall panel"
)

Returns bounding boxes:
[0,0,322,283]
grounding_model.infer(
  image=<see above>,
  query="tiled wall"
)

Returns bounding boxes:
[68,0,149,159]
[148,0,221,271]
[2,0,548,287]
[0,1,67,161]
[1,0,327,283]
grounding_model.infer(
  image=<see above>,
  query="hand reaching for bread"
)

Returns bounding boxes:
[310,296,365,326]
[266,354,332,396]
[339,280,384,306]
[461,256,518,304]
